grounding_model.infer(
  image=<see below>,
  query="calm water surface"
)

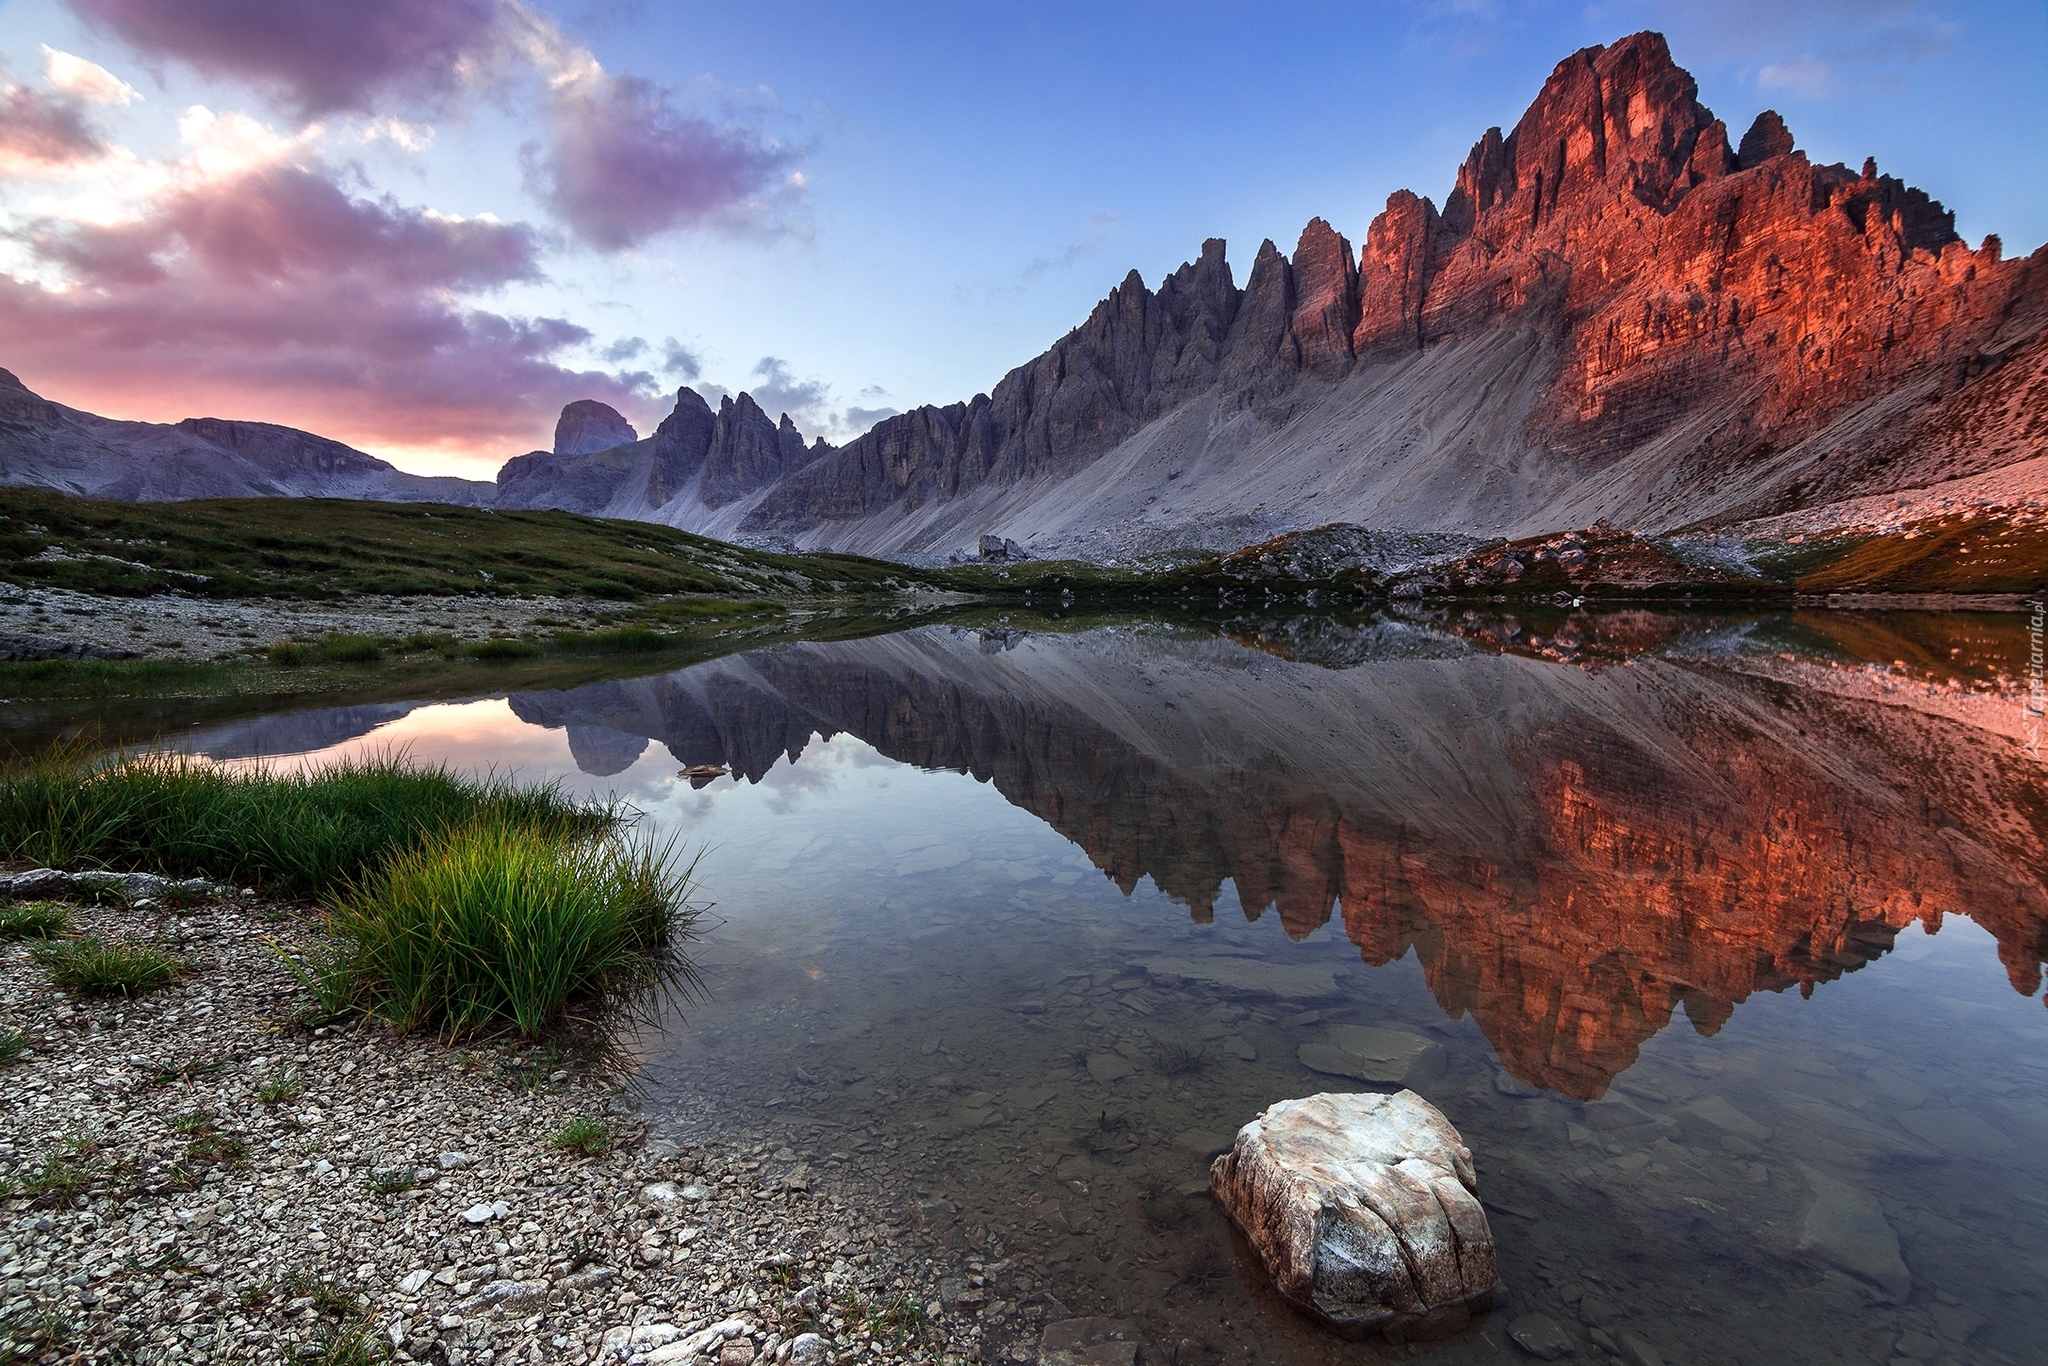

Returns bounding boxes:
[143,613,2048,1365]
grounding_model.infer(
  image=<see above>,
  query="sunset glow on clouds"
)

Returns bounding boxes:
[0,0,804,470]
[0,1,2042,478]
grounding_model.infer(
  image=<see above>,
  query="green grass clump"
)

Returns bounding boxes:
[0,749,601,897]
[0,1029,26,1064]
[257,1069,302,1105]
[269,633,387,667]
[327,821,697,1039]
[549,1117,612,1157]
[31,935,183,997]
[0,902,70,939]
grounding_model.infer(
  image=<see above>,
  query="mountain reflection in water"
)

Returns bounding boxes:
[186,617,2048,1102]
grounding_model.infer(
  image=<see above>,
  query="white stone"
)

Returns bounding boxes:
[646,1317,753,1364]
[786,1334,829,1366]
[1209,1090,1496,1328]
[461,1203,496,1224]
[398,1268,432,1294]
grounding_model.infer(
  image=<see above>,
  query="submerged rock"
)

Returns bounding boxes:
[1210,1090,1496,1331]
[1794,1162,1912,1302]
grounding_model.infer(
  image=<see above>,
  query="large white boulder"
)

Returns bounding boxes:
[1210,1090,1497,1331]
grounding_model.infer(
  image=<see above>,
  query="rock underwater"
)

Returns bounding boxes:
[1209,1090,1497,1333]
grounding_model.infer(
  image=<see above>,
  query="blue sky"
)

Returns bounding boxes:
[1,0,2042,476]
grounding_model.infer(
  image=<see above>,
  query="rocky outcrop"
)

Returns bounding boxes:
[1209,1091,1496,1330]
[0,368,496,506]
[554,400,637,456]
[697,31,2041,558]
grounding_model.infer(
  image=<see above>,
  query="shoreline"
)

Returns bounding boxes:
[0,886,984,1365]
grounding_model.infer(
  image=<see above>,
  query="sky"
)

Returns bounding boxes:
[1,0,2043,479]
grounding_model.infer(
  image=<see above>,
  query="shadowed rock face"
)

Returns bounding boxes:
[503,626,2048,1099]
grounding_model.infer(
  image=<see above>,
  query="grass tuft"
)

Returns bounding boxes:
[0,748,602,897]
[328,821,699,1039]
[0,901,70,939]
[0,1030,25,1064]
[257,1069,302,1105]
[549,1116,612,1157]
[31,935,183,997]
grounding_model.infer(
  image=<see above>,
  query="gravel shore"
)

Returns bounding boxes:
[0,585,616,663]
[0,888,988,1365]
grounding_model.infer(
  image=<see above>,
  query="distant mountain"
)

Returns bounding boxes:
[508,31,2046,559]
[0,368,494,506]
[4,31,2041,560]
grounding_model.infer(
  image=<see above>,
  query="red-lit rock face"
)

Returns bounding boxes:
[1350,32,2028,470]
[505,627,2048,1099]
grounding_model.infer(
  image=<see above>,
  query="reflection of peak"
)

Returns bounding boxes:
[565,724,648,777]
[509,625,2048,1099]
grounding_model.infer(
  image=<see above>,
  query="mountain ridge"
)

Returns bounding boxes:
[2,31,2042,561]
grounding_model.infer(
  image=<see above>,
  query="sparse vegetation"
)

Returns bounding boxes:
[366,1166,416,1194]
[31,935,183,997]
[549,1117,612,1157]
[0,901,69,939]
[0,1029,26,1064]
[257,1069,302,1105]
[1154,1037,1209,1076]
[0,1303,75,1364]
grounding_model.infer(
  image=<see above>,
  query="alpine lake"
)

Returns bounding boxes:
[31,604,2047,1366]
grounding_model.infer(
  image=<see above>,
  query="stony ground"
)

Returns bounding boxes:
[0,891,995,1365]
[0,585,612,662]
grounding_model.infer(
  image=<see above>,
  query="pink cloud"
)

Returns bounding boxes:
[0,85,106,171]
[67,0,505,118]
[526,71,798,251]
[3,161,654,456]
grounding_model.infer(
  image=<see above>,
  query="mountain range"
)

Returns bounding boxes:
[3,31,2042,562]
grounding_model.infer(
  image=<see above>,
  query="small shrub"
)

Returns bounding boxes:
[576,578,640,600]
[149,1055,224,1086]
[366,1166,415,1194]
[267,641,315,667]
[330,821,698,1038]
[257,1069,302,1105]
[549,1117,611,1158]
[469,637,542,661]
[314,1318,387,1366]
[32,935,183,997]
[0,902,69,939]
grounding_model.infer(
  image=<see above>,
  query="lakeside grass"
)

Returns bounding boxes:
[0,750,599,897]
[2,750,700,1044]
[322,819,698,1039]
